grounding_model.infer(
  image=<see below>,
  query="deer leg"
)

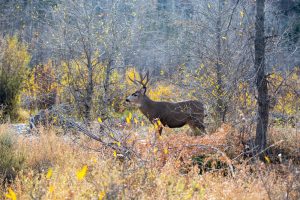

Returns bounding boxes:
[187,123,199,136]
[152,118,163,135]
[158,127,163,135]
[191,126,202,136]
[194,120,206,135]
[188,121,206,136]
[198,121,206,134]
[198,125,207,134]
[192,115,206,135]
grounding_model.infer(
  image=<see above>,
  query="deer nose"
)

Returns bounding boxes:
[126,98,130,102]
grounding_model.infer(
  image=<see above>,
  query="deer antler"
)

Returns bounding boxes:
[128,70,150,88]
[128,73,139,86]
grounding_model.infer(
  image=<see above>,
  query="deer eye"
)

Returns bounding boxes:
[133,94,137,96]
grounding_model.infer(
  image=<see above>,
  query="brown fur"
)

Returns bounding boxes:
[126,88,206,136]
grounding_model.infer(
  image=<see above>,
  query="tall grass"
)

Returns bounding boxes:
[0,125,25,184]
[0,124,299,199]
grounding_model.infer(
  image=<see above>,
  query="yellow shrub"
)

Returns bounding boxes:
[269,70,299,115]
[16,108,31,123]
[148,84,174,101]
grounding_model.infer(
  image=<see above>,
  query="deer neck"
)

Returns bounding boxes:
[139,95,155,115]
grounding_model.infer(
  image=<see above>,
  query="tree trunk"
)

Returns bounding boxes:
[255,0,269,154]
[103,59,113,117]
[84,55,93,122]
[215,0,226,126]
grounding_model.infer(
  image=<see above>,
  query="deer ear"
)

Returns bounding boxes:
[141,87,147,95]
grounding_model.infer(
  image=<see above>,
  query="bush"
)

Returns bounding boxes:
[0,129,25,183]
[0,36,30,121]
[22,61,57,111]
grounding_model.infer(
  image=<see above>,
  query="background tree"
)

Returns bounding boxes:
[22,61,57,111]
[47,0,136,121]
[0,0,298,126]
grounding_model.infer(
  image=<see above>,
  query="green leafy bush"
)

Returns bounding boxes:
[0,36,30,121]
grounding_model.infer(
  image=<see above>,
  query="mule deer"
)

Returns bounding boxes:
[126,71,206,136]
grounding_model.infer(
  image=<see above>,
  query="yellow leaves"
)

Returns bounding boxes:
[76,165,88,181]
[98,117,103,123]
[22,60,58,104]
[52,116,58,123]
[127,68,135,83]
[264,156,271,164]
[237,81,255,108]
[239,10,245,26]
[269,71,299,115]
[148,85,173,101]
[46,168,53,179]
[128,112,132,120]
[113,150,117,158]
[291,71,299,80]
[98,191,106,200]
[245,92,252,106]
[141,121,144,126]
[110,132,114,138]
[148,126,155,133]
[92,157,98,164]
[126,68,140,85]
[157,119,162,126]
[199,187,206,198]
[184,190,194,199]
[126,112,132,125]
[5,188,17,200]
[163,148,169,155]
[110,70,121,83]
[48,185,55,193]
[153,119,162,131]
[126,117,131,124]
[2,35,30,82]
[113,141,121,147]
[152,146,168,154]
[240,10,245,18]
[160,70,164,75]
[134,118,138,125]
[154,123,158,130]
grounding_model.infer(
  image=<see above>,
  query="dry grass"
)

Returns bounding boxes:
[0,124,299,200]
[268,127,300,161]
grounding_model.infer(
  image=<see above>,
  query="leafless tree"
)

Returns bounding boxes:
[49,0,103,121]
[48,0,135,121]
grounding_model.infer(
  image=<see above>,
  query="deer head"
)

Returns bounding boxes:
[126,71,150,107]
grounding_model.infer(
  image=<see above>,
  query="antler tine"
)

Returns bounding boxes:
[144,70,150,86]
[137,71,146,87]
[128,72,139,85]
[129,70,150,87]
[138,71,144,81]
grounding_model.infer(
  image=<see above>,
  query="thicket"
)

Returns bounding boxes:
[0,127,25,184]
[0,36,30,122]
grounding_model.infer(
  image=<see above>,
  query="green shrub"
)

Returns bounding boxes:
[0,130,25,183]
[0,35,30,121]
[192,154,229,175]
